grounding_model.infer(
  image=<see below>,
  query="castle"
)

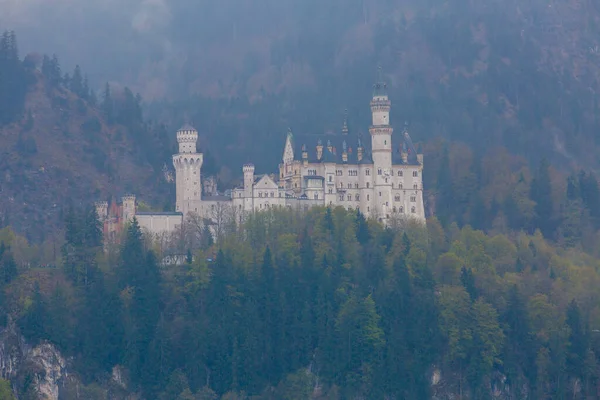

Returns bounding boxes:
[95,73,425,241]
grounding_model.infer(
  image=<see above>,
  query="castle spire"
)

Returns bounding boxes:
[373,65,388,97]
[342,109,349,135]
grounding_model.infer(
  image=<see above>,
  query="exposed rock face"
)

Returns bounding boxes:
[29,343,67,400]
[0,321,68,399]
[0,320,134,400]
[430,366,528,400]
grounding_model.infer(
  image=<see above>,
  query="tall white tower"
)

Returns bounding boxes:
[369,67,393,222]
[172,124,203,215]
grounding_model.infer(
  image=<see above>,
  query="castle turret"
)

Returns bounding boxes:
[316,139,323,160]
[172,124,203,214]
[122,195,136,223]
[95,201,108,222]
[369,66,393,222]
[301,144,308,166]
[357,137,364,162]
[243,163,255,197]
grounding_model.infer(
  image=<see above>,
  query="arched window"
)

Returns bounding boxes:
[400,206,404,213]
[411,206,416,213]
[393,206,397,212]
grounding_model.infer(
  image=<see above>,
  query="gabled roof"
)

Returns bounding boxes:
[254,174,278,189]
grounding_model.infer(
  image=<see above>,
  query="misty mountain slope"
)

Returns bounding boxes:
[135,0,600,175]
[4,1,600,185]
[0,69,172,242]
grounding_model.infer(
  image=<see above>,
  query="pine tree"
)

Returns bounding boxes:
[102,83,114,123]
[436,144,454,226]
[530,158,554,237]
[70,65,83,97]
[460,267,477,301]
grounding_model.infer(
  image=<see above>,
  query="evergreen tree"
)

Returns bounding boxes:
[530,158,554,237]
[566,300,587,378]
[70,65,84,97]
[19,282,47,343]
[436,144,454,226]
[460,267,477,301]
[102,83,114,123]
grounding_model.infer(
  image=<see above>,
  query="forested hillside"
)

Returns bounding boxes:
[1,205,600,399]
[0,31,174,242]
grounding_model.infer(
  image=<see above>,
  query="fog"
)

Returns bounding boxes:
[0,0,385,99]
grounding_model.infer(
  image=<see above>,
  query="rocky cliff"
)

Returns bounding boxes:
[0,319,135,400]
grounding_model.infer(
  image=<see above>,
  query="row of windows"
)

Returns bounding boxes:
[325,169,420,177]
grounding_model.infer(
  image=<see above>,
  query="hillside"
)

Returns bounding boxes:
[0,60,172,242]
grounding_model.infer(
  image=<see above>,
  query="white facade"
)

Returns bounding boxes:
[96,73,425,239]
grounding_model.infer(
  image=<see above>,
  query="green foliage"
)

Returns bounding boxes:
[0,378,15,400]
[6,204,600,398]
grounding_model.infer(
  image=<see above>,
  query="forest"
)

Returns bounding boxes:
[3,3,600,396]
[2,199,600,399]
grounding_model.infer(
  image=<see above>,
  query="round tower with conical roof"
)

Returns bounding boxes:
[172,124,203,214]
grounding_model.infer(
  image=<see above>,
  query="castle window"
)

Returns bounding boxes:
[399,171,403,177]
[270,192,274,197]
[379,192,382,197]
[386,202,389,206]
[392,183,394,188]
[411,206,416,213]
[339,195,344,201]
[367,195,370,201]
[385,178,388,183]
[279,193,282,198]
[413,184,418,190]
[314,194,319,200]
[366,182,370,188]
[348,183,352,189]
[259,193,262,198]
[329,176,332,182]
[366,169,370,176]
[239,193,242,198]
[378,168,382,175]
[329,189,333,194]
[347,195,351,201]
[395,195,401,201]
[393,206,397,212]
[193,171,196,174]
[384,140,387,145]
[400,183,403,189]
[413,171,418,177]
[410,196,416,202]
[355,183,358,188]
[355,194,360,201]
[400,206,404,213]
[368,207,370,212]
[295,183,298,188]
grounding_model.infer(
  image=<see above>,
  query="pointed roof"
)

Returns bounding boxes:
[179,123,197,132]
[342,109,349,135]
[373,66,388,97]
